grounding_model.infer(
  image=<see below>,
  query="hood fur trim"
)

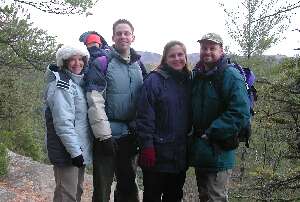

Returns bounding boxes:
[56,43,90,68]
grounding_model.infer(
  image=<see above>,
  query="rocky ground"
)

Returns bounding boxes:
[0,151,199,202]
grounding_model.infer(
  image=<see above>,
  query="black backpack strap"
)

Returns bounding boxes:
[211,62,244,107]
[137,60,148,79]
[210,57,232,101]
[211,66,228,108]
[106,53,147,79]
[250,85,258,101]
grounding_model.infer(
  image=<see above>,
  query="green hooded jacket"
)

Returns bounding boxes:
[189,57,250,171]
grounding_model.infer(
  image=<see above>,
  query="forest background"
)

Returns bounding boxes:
[0,0,300,201]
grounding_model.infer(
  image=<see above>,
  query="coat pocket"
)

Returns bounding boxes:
[187,136,217,167]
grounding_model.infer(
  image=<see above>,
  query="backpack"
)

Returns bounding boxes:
[231,63,258,116]
[91,52,148,78]
[212,62,257,148]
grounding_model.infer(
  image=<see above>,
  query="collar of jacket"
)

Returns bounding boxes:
[155,67,170,79]
[64,70,84,85]
[155,65,190,82]
[46,64,83,86]
[193,56,229,79]
[111,45,141,64]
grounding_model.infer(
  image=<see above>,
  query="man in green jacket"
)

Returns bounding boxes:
[190,33,250,201]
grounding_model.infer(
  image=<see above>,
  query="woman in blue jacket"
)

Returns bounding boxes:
[136,41,191,202]
[44,43,93,202]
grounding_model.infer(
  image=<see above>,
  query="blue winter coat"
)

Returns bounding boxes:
[136,67,191,173]
[189,57,250,171]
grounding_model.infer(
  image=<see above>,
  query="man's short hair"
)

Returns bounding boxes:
[112,19,134,34]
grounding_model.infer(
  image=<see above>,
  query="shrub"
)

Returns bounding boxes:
[0,143,8,177]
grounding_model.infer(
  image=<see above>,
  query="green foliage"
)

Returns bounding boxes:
[0,68,45,161]
[0,131,14,149]
[0,143,8,178]
[0,3,53,162]
[12,115,44,161]
[230,57,300,201]
[0,4,57,70]
[65,0,98,10]
[220,0,297,58]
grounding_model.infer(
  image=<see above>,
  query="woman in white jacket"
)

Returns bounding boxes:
[44,43,92,202]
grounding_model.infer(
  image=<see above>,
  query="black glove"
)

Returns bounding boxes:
[100,137,117,156]
[71,154,84,167]
[128,121,136,135]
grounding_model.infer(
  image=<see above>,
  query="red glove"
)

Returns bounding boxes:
[138,147,156,168]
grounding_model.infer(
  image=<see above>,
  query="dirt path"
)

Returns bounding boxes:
[0,151,198,202]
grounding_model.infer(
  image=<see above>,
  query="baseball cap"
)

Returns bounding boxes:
[197,33,223,45]
[85,34,101,45]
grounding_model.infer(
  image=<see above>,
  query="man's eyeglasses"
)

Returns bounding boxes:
[115,31,132,37]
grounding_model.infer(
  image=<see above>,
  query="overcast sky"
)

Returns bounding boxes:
[29,0,300,56]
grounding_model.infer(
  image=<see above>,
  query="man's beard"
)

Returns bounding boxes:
[202,59,218,69]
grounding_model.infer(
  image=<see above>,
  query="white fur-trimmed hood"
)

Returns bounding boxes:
[56,43,90,68]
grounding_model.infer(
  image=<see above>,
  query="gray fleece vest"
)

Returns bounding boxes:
[105,57,143,136]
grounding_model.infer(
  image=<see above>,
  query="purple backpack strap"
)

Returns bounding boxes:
[95,56,108,75]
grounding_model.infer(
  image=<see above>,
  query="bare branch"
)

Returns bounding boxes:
[11,0,98,15]
[255,1,300,21]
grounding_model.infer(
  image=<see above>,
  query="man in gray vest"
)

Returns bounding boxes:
[84,19,144,202]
